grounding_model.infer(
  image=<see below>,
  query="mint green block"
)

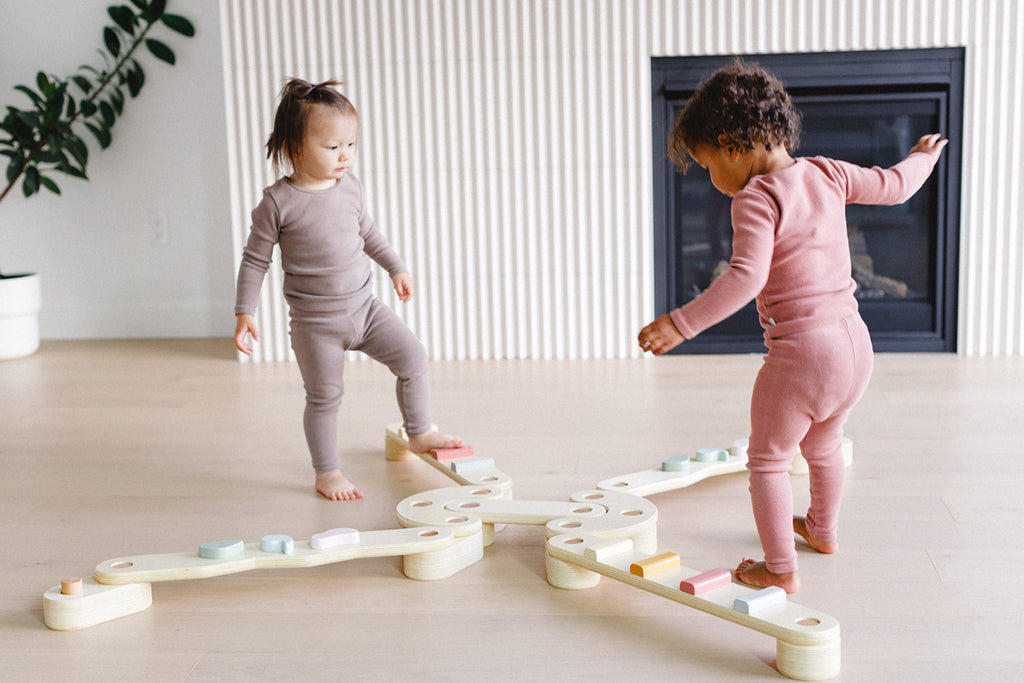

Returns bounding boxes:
[198,539,245,560]
[661,454,691,472]
[260,534,295,555]
[695,448,729,462]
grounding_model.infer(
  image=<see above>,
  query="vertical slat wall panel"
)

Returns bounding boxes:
[222,0,652,361]
[223,0,1024,359]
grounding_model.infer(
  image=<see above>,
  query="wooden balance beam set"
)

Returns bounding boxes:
[43,424,848,681]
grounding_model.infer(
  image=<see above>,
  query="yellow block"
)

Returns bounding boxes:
[629,552,680,577]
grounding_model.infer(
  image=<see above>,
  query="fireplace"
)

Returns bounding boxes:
[651,48,963,353]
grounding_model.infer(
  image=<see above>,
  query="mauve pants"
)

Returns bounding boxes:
[746,315,873,574]
[289,295,431,473]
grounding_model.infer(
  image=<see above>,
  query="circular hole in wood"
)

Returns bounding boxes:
[580,493,604,500]
[458,502,481,509]
[470,488,493,496]
[480,476,498,482]
[411,500,433,508]
[620,509,643,517]
[564,538,584,545]
[572,507,593,514]
[110,561,134,569]
[558,521,582,529]
[419,530,439,537]
[609,482,629,488]
[445,515,469,524]
[796,617,821,627]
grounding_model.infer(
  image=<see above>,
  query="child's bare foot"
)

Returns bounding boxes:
[735,557,801,594]
[793,516,838,554]
[407,431,464,454]
[315,470,363,501]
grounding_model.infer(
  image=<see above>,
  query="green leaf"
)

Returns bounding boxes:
[80,100,98,117]
[45,90,66,122]
[36,71,51,93]
[161,13,195,37]
[109,88,124,115]
[108,5,137,33]
[85,122,112,149]
[6,155,26,182]
[22,165,40,197]
[129,0,147,10]
[145,38,175,65]
[72,75,93,94]
[64,134,89,168]
[39,175,61,195]
[103,27,121,56]
[126,68,142,98]
[143,0,168,22]
[99,100,116,127]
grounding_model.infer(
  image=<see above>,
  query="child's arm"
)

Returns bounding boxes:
[234,314,260,355]
[392,272,414,303]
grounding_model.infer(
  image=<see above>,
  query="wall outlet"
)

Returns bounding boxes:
[150,212,170,245]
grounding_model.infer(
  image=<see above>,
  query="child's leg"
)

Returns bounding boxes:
[353,298,461,453]
[798,317,873,546]
[290,311,363,501]
[746,342,814,577]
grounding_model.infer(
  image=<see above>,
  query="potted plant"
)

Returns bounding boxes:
[0,0,194,359]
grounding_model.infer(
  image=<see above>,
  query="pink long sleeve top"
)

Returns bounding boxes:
[669,153,940,341]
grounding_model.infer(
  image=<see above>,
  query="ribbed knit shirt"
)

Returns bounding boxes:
[234,174,408,315]
[669,153,939,341]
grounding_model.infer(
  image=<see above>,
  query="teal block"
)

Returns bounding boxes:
[661,454,691,472]
[695,448,729,462]
[198,539,245,560]
[260,534,295,555]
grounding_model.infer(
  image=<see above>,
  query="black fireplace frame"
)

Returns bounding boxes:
[651,48,964,353]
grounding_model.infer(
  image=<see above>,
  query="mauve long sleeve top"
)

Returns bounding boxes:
[669,153,940,341]
[235,174,408,316]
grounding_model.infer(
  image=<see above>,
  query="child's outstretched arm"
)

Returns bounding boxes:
[234,313,260,355]
[907,133,947,162]
[392,272,414,303]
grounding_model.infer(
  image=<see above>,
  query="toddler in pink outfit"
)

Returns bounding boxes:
[638,60,947,593]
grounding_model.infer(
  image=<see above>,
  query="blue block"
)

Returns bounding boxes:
[696,448,729,462]
[661,454,691,472]
[733,585,787,615]
[260,534,295,555]
[198,539,245,560]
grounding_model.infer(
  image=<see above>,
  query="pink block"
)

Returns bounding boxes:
[680,568,732,595]
[431,446,475,461]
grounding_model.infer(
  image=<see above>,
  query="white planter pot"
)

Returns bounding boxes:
[0,272,41,360]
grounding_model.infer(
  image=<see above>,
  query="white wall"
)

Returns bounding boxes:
[0,0,233,340]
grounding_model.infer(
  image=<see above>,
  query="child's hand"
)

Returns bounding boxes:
[392,272,414,303]
[234,314,260,355]
[908,133,947,162]
[638,314,686,355]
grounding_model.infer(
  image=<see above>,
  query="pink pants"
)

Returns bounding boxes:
[746,315,873,574]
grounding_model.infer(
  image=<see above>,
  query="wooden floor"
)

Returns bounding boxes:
[2,339,1023,681]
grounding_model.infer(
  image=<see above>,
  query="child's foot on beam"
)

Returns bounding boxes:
[734,557,801,594]
[408,431,464,454]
